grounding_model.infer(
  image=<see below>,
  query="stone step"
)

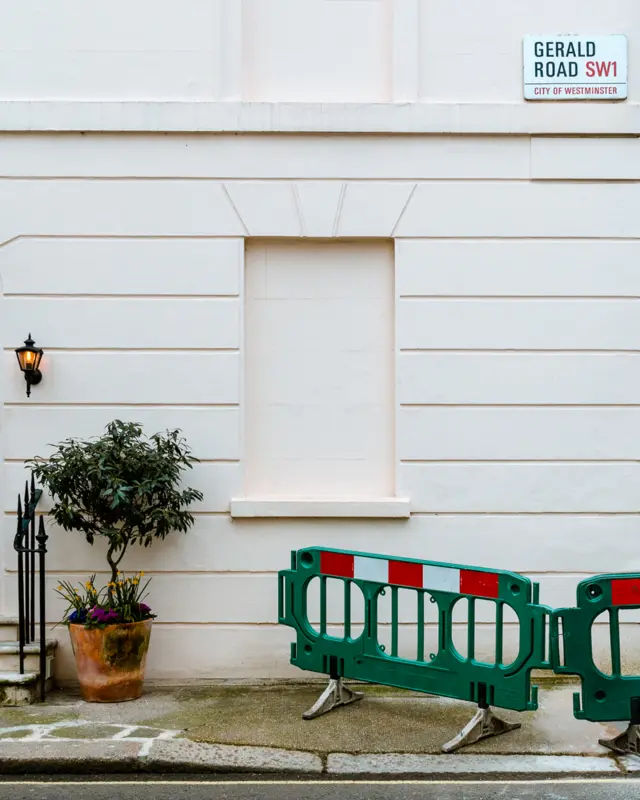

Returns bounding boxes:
[0,618,19,641]
[0,639,57,673]
[0,670,40,706]
[0,661,56,706]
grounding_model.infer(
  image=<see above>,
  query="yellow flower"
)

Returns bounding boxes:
[140,572,144,577]
[57,585,63,591]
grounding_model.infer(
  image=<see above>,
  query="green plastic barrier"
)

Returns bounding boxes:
[552,573,640,723]
[279,547,551,714]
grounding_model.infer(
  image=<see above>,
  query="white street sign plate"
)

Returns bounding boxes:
[523,35,627,100]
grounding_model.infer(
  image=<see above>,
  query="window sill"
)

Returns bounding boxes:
[230,497,411,519]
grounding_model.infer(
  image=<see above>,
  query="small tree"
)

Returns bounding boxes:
[28,420,203,584]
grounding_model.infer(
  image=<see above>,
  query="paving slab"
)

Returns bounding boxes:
[2,686,180,725]
[327,753,620,775]
[617,754,640,773]
[0,740,142,774]
[48,724,125,739]
[146,739,323,774]
[462,685,613,755]
[0,729,32,739]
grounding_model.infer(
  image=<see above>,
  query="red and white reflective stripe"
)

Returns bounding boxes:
[611,578,640,606]
[319,552,500,599]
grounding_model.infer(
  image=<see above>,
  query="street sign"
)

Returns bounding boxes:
[523,35,627,100]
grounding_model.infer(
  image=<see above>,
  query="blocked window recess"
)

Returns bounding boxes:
[233,239,403,519]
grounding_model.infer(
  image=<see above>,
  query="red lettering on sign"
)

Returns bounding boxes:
[597,61,614,77]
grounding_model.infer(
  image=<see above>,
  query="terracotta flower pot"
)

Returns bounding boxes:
[69,620,152,702]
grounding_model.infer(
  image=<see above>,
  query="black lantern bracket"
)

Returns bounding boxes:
[15,334,44,398]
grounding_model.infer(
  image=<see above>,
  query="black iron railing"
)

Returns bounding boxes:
[13,474,48,702]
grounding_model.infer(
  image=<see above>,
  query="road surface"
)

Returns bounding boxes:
[1,778,639,800]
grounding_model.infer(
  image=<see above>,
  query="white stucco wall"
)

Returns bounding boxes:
[2,0,637,106]
[1,0,639,682]
[2,134,640,680]
[417,0,640,103]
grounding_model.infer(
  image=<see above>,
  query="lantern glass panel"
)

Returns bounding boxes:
[16,342,43,373]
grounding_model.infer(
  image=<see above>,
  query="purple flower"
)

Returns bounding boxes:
[138,603,151,615]
[88,606,120,624]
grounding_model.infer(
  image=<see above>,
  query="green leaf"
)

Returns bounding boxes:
[25,419,201,575]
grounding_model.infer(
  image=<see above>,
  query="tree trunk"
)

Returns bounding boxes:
[106,544,119,587]
[106,541,128,594]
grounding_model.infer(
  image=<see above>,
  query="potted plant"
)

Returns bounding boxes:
[28,420,203,702]
[55,572,155,702]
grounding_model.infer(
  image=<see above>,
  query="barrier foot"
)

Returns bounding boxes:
[302,678,364,721]
[599,725,640,756]
[441,706,521,753]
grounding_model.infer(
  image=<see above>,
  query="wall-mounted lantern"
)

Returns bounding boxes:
[15,334,44,398]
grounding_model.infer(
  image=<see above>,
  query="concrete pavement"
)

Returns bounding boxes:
[0,682,636,777]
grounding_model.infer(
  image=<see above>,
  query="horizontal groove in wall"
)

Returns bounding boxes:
[0,177,632,186]
[4,296,240,302]
[397,236,640,241]
[399,459,640,464]
[400,349,640,354]
[7,569,278,577]
[4,510,640,519]
[1,234,245,243]
[2,347,240,354]
[399,296,640,301]
[4,293,240,299]
[6,234,640,242]
[400,403,640,408]
[3,510,232,518]
[125,621,280,628]
[3,457,240,465]
[3,234,640,249]
[31,621,522,629]
[0,176,534,183]
[13,568,595,579]
[534,178,640,185]
[37,620,628,629]
[37,621,614,627]
[4,402,240,409]
[36,621,621,629]
[410,510,640,517]
[145,620,626,627]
